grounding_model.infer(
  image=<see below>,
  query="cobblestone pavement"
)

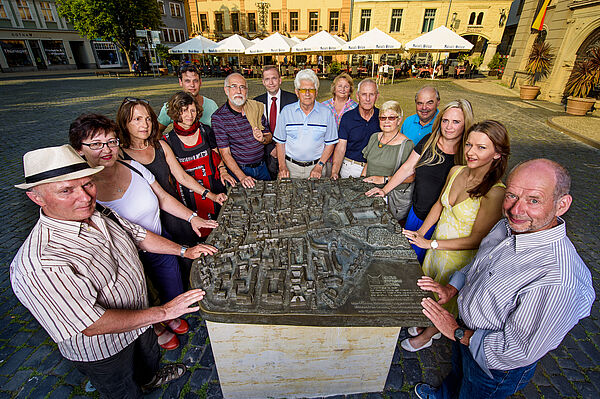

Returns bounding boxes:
[0,75,598,399]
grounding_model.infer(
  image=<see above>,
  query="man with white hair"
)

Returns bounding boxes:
[212,73,272,188]
[274,69,338,179]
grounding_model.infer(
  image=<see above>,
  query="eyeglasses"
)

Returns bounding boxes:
[297,88,316,95]
[81,138,120,150]
[123,97,149,105]
[379,115,399,121]
[225,84,248,91]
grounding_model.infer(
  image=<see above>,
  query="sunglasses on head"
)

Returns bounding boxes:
[124,97,149,104]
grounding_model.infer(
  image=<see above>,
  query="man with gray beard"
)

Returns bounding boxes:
[212,73,271,188]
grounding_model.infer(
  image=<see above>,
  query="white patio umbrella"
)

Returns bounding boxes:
[245,32,296,55]
[289,36,302,45]
[208,34,255,54]
[168,35,217,54]
[251,38,262,44]
[404,25,473,52]
[341,27,402,79]
[292,31,346,74]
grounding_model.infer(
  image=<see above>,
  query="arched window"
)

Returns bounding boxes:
[469,12,476,25]
[477,12,484,25]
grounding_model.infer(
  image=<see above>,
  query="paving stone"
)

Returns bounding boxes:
[63,367,86,386]
[539,355,561,375]
[587,369,600,391]
[387,392,410,399]
[561,367,586,381]
[548,374,577,396]
[199,345,215,368]
[28,374,59,399]
[50,358,73,376]
[21,345,53,368]
[190,327,209,347]
[15,374,42,398]
[182,346,204,366]
[2,369,33,391]
[0,346,34,375]
[570,347,595,368]
[577,339,600,363]
[538,384,561,399]
[47,385,73,398]
[206,382,223,399]
[162,371,189,398]
[162,344,183,362]
[36,350,62,374]
[519,382,540,398]
[402,358,422,385]
[384,365,404,391]
[189,367,213,390]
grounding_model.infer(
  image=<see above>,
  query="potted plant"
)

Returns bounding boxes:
[564,46,600,115]
[520,41,554,100]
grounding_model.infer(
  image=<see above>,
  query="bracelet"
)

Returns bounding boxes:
[317,160,325,167]
[187,212,197,223]
[201,189,210,200]
[180,245,188,257]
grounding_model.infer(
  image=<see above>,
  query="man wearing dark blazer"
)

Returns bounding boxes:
[254,65,297,178]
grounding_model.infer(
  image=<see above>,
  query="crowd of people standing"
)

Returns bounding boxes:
[9,64,595,399]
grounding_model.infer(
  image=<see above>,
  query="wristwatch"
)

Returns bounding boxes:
[384,176,389,184]
[201,189,210,200]
[317,160,325,167]
[180,245,188,258]
[431,240,439,249]
[187,212,197,223]
[454,327,466,342]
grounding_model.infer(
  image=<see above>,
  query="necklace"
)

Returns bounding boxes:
[130,142,149,151]
[378,131,399,148]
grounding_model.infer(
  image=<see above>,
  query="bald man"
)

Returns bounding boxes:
[413,159,594,399]
[401,86,440,145]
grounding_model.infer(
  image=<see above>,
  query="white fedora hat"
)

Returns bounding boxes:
[15,144,103,189]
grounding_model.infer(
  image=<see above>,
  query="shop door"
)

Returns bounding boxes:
[69,41,86,69]
[28,40,47,69]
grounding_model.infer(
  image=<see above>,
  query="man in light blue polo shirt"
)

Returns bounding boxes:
[400,86,440,145]
[274,69,338,179]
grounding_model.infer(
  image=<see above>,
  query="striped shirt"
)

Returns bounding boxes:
[273,101,338,162]
[212,102,268,165]
[10,209,149,362]
[449,218,594,377]
[321,97,358,127]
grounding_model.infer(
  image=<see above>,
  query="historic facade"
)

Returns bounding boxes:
[159,0,189,47]
[502,0,600,103]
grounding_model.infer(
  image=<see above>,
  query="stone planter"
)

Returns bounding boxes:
[566,96,596,115]
[520,85,540,100]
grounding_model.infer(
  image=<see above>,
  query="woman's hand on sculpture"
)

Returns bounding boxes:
[220,170,237,187]
[363,176,385,185]
[402,229,431,249]
[365,187,386,197]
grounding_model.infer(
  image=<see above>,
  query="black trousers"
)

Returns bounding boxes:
[72,328,160,399]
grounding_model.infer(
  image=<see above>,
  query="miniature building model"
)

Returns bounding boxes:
[191,178,430,327]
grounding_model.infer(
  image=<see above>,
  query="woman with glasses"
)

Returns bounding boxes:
[362,101,414,220]
[366,99,475,263]
[322,73,358,127]
[69,113,217,351]
[116,97,228,250]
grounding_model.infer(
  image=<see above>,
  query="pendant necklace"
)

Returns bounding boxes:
[378,131,399,148]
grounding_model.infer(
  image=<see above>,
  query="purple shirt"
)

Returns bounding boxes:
[212,102,268,165]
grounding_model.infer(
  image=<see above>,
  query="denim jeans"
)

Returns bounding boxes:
[240,161,271,181]
[404,206,436,264]
[435,341,537,399]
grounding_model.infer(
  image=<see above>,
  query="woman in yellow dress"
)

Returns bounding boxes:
[400,120,511,352]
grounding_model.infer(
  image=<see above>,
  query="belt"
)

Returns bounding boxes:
[344,157,366,167]
[239,160,264,168]
[285,155,320,167]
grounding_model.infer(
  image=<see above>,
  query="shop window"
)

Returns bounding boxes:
[309,11,318,32]
[248,13,256,32]
[93,41,120,67]
[390,9,402,33]
[17,0,32,20]
[0,40,33,67]
[360,9,371,32]
[422,9,436,33]
[271,12,279,32]
[329,11,339,32]
[42,40,68,65]
[290,12,298,32]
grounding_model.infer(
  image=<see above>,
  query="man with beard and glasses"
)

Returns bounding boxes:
[212,73,271,188]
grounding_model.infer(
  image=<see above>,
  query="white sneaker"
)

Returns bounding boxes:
[407,327,442,340]
[401,337,433,352]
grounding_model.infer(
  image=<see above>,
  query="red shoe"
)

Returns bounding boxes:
[166,318,189,335]
[157,329,180,350]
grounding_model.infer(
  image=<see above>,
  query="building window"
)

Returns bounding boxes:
[0,40,33,67]
[309,11,318,32]
[158,1,165,15]
[422,9,436,33]
[477,12,484,25]
[469,12,476,25]
[329,11,339,32]
[271,12,279,32]
[289,11,298,32]
[231,12,239,32]
[39,2,55,21]
[247,13,256,31]
[17,0,32,20]
[169,2,182,18]
[390,9,402,32]
[360,9,371,32]
[215,12,224,32]
[42,40,69,65]
[200,14,208,31]
[0,3,7,19]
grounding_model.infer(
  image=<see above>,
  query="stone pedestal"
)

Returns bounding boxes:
[207,321,400,399]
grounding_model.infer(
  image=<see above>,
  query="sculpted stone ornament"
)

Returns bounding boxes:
[191,178,432,327]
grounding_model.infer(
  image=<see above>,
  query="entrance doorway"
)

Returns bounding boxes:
[28,40,47,69]
[69,41,87,69]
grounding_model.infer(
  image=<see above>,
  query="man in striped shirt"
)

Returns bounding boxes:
[414,159,595,399]
[11,145,217,398]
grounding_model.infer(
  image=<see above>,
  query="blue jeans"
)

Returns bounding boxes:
[435,341,537,399]
[404,206,436,264]
[139,231,183,303]
[240,161,271,181]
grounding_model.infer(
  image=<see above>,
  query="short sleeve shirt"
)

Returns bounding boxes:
[273,101,338,162]
[400,110,438,146]
[158,95,218,127]
[338,107,380,163]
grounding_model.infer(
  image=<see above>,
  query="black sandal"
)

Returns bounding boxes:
[141,363,187,393]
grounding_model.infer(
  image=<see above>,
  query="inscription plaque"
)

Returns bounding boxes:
[191,178,432,327]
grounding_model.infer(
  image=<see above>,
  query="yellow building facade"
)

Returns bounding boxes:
[502,0,600,103]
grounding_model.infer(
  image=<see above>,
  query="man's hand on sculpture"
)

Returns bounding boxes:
[421,297,460,341]
[363,176,385,185]
[278,168,290,179]
[365,187,386,197]
[191,217,219,235]
[417,276,458,305]
[310,165,323,179]
[184,244,218,260]
[240,175,256,188]
[162,289,207,319]
[208,192,228,205]
[220,170,237,187]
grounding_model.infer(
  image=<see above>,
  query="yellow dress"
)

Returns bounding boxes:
[422,166,505,315]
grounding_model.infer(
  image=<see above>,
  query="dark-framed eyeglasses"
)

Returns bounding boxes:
[123,97,149,105]
[81,138,120,150]
[225,84,248,91]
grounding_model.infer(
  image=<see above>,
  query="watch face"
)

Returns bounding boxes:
[431,240,438,249]
[454,328,464,341]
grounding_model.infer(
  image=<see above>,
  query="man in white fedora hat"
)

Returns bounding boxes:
[11,144,218,398]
